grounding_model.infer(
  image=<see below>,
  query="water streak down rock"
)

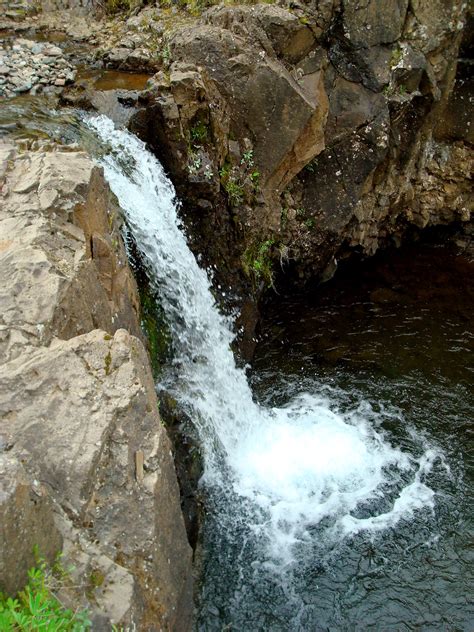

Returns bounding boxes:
[0,140,193,630]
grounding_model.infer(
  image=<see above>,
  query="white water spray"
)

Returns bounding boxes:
[87,115,439,563]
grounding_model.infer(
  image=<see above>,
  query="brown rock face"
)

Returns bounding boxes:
[130,0,472,317]
[0,142,142,362]
[0,453,62,597]
[0,140,192,630]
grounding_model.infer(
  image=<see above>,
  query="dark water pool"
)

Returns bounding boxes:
[245,240,473,631]
[198,239,473,631]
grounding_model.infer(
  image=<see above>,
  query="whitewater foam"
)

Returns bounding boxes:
[87,115,441,564]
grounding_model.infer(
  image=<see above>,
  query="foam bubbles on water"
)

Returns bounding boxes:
[227,392,439,562]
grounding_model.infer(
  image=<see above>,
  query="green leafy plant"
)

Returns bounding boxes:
[219,146,261,205]
[204,164,214,181]
[219,163,244,206]
[223,179,244,206]
[241,150,254,167]
[190,121,209,145]
[242,239,275,287]
[188,152,202,175]
[249,170,260,190]
[0,557,91,631]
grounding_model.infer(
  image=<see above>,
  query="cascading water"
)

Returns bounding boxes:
[87,115,448,629]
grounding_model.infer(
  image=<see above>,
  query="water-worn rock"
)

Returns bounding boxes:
[0,140,193,630]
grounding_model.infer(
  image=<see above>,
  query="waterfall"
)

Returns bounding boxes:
[87,115,442,623]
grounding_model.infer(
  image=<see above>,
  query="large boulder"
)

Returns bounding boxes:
[0,140,193,630]
[0,328,193,630]
[165,15,328,198]
[0,141,141,362]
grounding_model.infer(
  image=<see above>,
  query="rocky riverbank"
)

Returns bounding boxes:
[0,0,472,628]
[0,37,76,97]
[14,1,465,346]
[0,138,193,630]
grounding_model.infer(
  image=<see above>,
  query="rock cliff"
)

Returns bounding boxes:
[127,1,472,327]
[0,140,193,630]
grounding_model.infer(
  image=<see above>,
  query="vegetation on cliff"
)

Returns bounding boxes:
[0,556,91,631]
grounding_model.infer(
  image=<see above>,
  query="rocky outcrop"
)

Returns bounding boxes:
[128,1,472,312]
[0,140,193,630]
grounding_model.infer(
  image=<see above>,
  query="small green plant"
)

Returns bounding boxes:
[249,170,260,191]
[203,164,214,181]
[241,150,254,167]
[305,218,315,230]
[304,158,318,173]
[242,238,275,287]
[0,556,91,631]
[160,43,171,67]
[105,0,131,14]
[219,146,261,206]
[219,163,244,206]
[223,179,244,206]
[219,163,230,180]
[390,46,403,68]
[188,153,202,175]
[190,121,209,145]
[398,83,407,96]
